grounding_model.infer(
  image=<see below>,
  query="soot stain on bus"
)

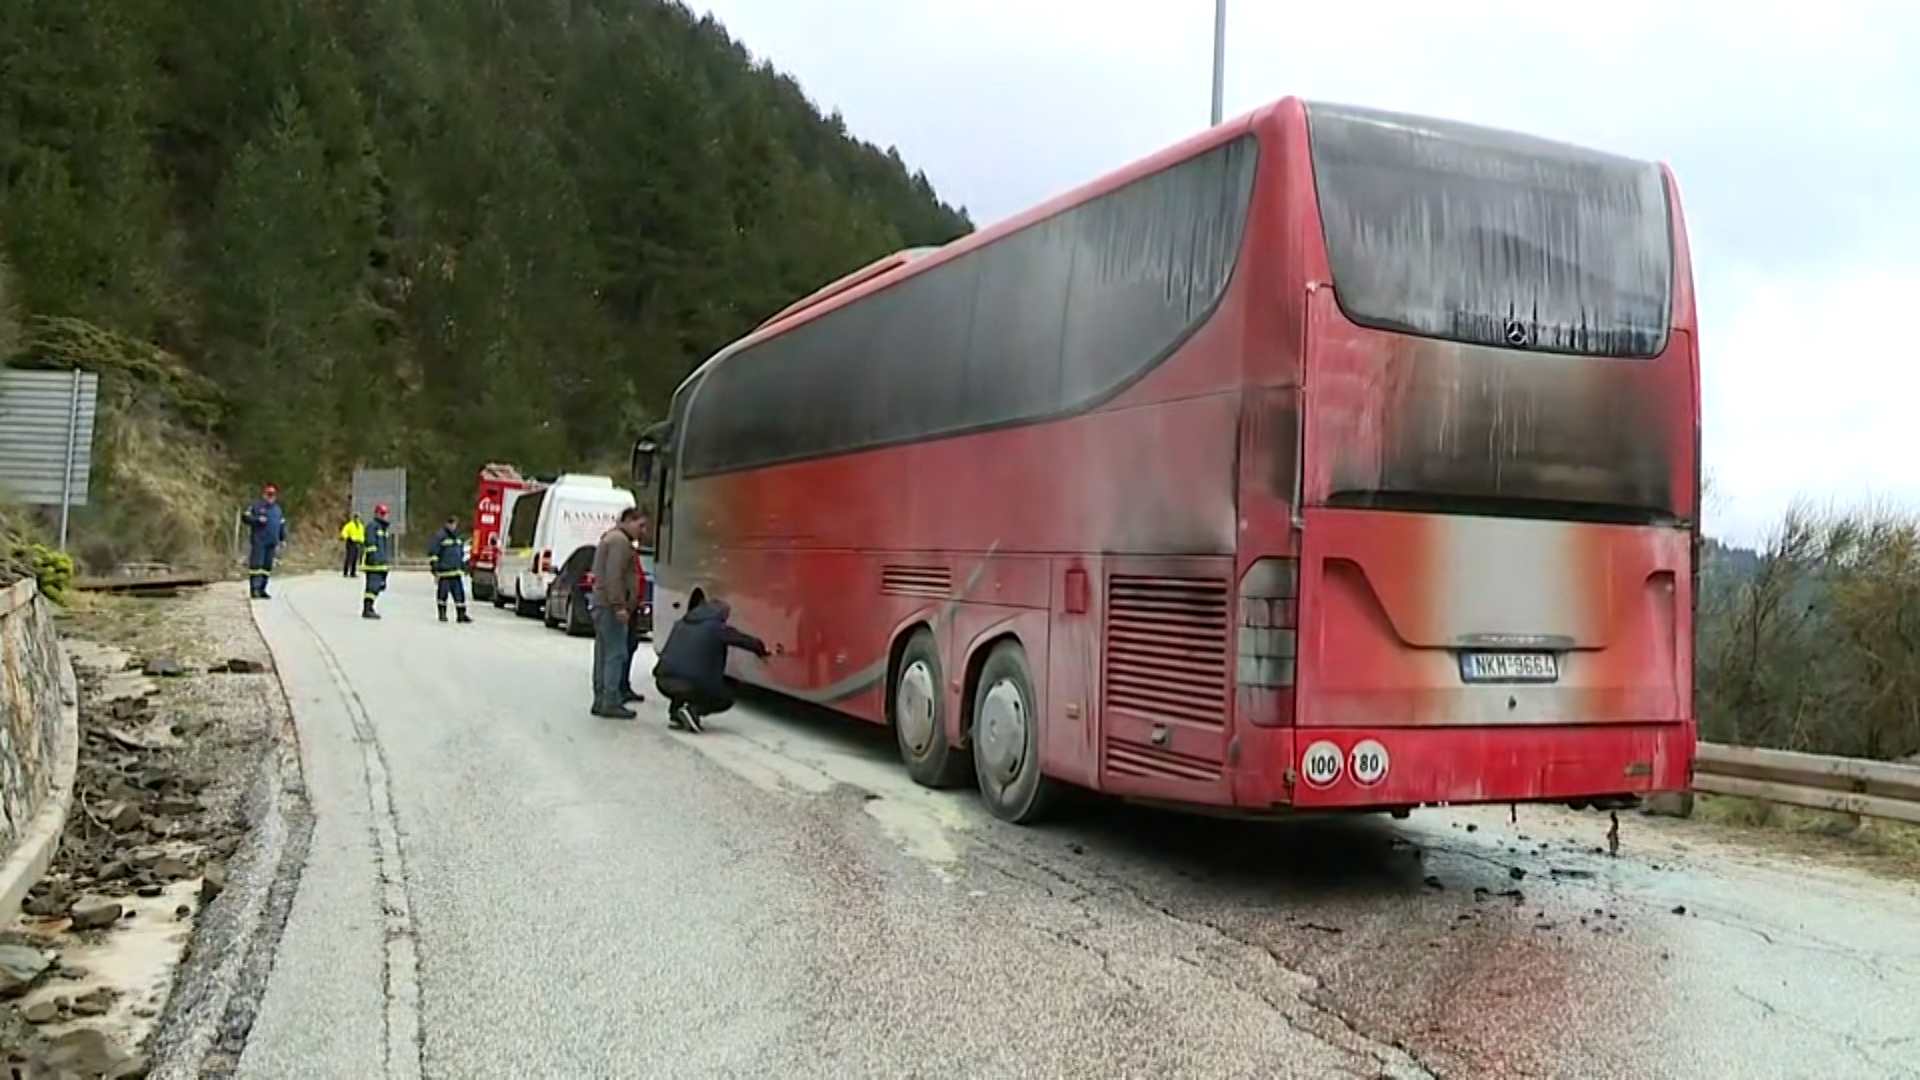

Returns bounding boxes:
[1337,335,1680,521]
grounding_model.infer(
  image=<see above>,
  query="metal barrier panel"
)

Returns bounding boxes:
[0,369,101,548]
[351,467,410,535]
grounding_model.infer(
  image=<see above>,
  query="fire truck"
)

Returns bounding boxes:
[468,463,541,603]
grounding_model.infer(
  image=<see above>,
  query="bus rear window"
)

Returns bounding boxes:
[1305,102,1673,359]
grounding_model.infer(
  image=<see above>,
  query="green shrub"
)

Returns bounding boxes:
[8,542,75,604]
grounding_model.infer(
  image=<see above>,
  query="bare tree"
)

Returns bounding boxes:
[1698,495,1920,762]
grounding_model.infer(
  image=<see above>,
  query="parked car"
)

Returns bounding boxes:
[542,542,655,639]
[542,547,595,637]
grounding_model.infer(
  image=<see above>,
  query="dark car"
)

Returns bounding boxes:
[542,543,654,639]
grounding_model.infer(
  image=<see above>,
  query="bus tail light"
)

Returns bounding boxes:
[1236,558,1297,727]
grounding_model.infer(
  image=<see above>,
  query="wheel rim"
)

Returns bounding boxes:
[895,659,937,756]
[977,678,1029,788]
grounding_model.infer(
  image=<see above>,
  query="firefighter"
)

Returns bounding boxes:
[339,512,365,578]
[241,484,287,600]
[361,503,395,620]
[428,515,473,624]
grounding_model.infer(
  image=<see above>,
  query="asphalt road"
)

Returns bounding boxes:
[236,572,1920,1080]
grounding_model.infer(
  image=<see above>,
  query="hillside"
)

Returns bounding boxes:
[0,0,971,548]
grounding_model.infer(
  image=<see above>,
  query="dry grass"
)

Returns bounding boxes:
[67,379,240,577]
[1692,794,1920,877]
[51,588,177,648]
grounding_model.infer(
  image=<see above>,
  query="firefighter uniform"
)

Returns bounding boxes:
[243,485,287,599]
[361,506,395,620]
[339,515,365,578]
[429,521,473,624]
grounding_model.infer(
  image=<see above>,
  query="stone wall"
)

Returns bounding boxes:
[0,578,77,914]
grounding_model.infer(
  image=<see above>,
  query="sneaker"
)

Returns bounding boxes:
[681,706,705,734]
[668,703,692,731]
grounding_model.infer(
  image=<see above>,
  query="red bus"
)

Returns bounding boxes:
[633,97,1699,825]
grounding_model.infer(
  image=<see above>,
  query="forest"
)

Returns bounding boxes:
[0,0,970,561]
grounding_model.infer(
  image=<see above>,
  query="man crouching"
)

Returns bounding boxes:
[652,598,768,733]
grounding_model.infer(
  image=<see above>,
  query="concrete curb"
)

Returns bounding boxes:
[146,581,314,1080]
[0,580,81,921]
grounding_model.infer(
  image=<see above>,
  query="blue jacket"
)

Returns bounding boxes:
[428,526,467,575]
[245,499,286,545]
[362,517,395,571]
[653,601,767,698]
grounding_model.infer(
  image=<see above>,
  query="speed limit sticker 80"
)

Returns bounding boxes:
[1349,739,1390,786]
[1300,740,1344,788]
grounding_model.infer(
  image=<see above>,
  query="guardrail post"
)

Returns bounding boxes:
[1642,791,1694,818]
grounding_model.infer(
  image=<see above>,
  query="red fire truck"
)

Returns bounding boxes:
[633,97,1700,825]
[469,463,539,604]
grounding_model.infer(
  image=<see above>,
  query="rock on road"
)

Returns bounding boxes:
[234,572,1920,1079]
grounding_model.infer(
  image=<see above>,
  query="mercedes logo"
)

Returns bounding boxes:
[1503,319,1530,347]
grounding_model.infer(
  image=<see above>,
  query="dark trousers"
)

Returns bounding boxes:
[247,539,277,597]
[436,574,468,607]
[342,541,362,577]
[363,569,388,610]
[624,615,643,694]
[591,605,630,709]
[654,675,734,717]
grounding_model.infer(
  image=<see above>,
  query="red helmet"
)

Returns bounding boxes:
[373,503,390,518]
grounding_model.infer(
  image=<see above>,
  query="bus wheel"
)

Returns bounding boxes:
[971,641,1056,825]
[892,630,969,789]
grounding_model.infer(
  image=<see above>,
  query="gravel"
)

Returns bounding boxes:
[0,584,301,1077]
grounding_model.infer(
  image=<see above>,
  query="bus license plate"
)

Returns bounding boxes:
[1458,651,1559,684]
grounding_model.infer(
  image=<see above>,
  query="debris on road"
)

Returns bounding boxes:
[0,587,285,1075]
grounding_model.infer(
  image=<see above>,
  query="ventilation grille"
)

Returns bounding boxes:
[1104,575,1230,729]
[1105,737,1225,784]
[882,565,951,600]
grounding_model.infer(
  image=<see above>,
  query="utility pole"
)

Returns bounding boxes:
[1209,0,1227,126]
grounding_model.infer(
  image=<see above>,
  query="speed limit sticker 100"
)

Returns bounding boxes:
[1300,740,1343,789]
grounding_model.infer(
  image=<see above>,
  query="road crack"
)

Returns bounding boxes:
[971,835,1440,1079]
[284,600,426,1080]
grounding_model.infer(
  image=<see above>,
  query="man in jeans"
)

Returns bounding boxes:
[589,508,649,718]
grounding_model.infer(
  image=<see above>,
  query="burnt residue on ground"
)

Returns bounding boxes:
[972,798,1676,1080]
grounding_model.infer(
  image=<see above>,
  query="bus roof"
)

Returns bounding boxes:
[676,107,1272,391]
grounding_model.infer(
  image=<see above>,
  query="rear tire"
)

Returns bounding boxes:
[892,630,969,789]
[970,641,1057,825]
[513,585,540,619]
[565,595,593,637]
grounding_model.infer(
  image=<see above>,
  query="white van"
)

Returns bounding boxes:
[493,474,636,618]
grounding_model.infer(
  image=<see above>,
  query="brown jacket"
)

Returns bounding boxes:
[589,528,639,611]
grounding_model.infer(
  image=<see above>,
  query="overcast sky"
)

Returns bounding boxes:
[689,0,1920,544]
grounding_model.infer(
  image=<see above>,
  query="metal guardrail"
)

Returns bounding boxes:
[1693,741,1920,826]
